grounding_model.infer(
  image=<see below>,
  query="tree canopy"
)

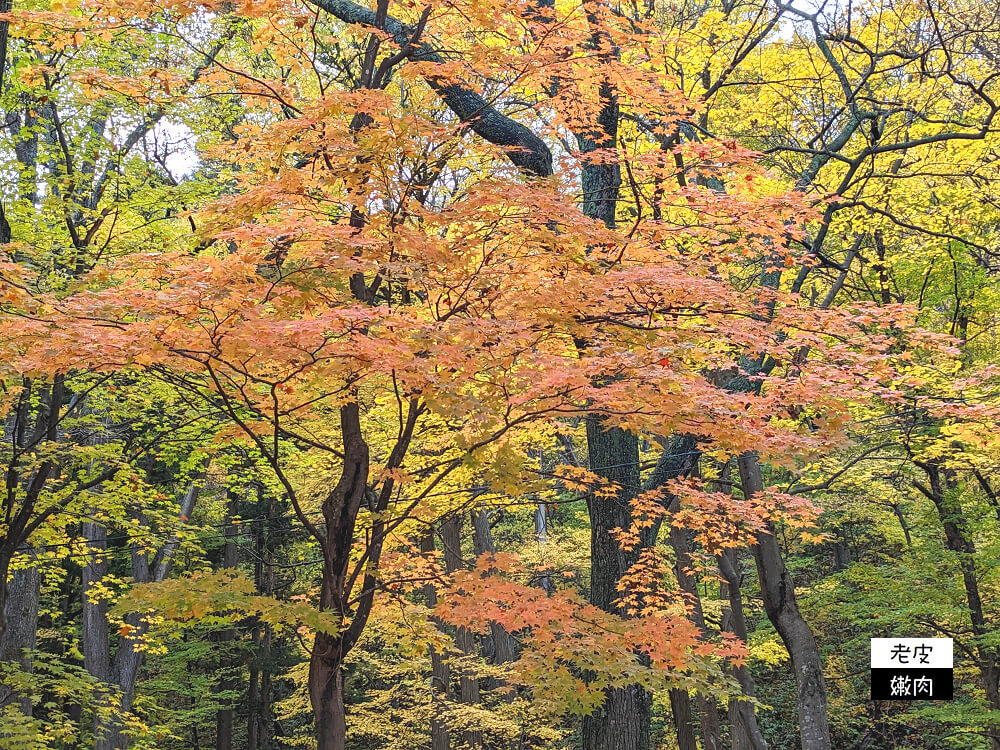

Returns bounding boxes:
[1,0,1000,748]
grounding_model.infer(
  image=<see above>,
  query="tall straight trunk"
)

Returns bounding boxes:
[471,509,517,667]
[533,502,552,594]
[248,509,275,750]
[718,548,768,750]
[441,515,481,748]
[82,521,112,745]
[669,688,697,750]
[216,490,240,750]
[310,653,348,750]
[581,420,650,750]
[738,452,831,750]
[0,550,40,716]
[420,528,450,750]
[668,521,723,750]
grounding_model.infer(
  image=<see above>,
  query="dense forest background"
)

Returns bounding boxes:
[1,0,999,748]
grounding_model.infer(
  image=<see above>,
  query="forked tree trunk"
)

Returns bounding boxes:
[84,483,201,750]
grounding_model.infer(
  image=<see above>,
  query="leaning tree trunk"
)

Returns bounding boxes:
[738,452,831,750]
[916,461,1000,750]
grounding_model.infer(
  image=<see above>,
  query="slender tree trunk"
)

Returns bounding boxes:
[248,626,260,750]
[718,548,768,750]
[441,515,481,748]
[533,502,552,594]
[668,520,723,750]
[916,462,1000,750]
[420,528,451,750]
[82,521,112,745]
[216,490,240,750]
[738,452,831,750]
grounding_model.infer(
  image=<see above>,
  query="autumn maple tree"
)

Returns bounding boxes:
[1,0,1000,749]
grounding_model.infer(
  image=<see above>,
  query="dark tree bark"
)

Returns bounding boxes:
[216,489,240,750]
[420,529,451,750]
[471,509,517,667]
[669,688,697,750]
[915,461,1000,750]
[0,552,40,717]
[249,505,275,750]
[441,514,481,748]
[581,420,651,750]
[718,548,768,750]
[738,452,831,750]
[309,405,371,750]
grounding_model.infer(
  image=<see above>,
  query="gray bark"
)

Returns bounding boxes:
[216,490,240,750]
[0,551,40,716]
[420,528,450,750]
[718,548,768,750]
[470,509,517,667]
[441,515,481,748]
[87,482,201,750]
[738,453,831,750]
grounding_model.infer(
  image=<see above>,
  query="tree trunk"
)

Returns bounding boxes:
[669,688,697,750]
[88,482,201,749]
[82,521,112,746]
[581,419,650,750]
[738,452,831,750]
[420,528,451,750]
[441,515,481,747]
[309,646,348,750]
[216,489,240,750]
[916,462,1000,750]
[718,548,768,750]
[0,549,40,716]
[471,509,517,667]
[533,502,552,594]
[668,521,724,750]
